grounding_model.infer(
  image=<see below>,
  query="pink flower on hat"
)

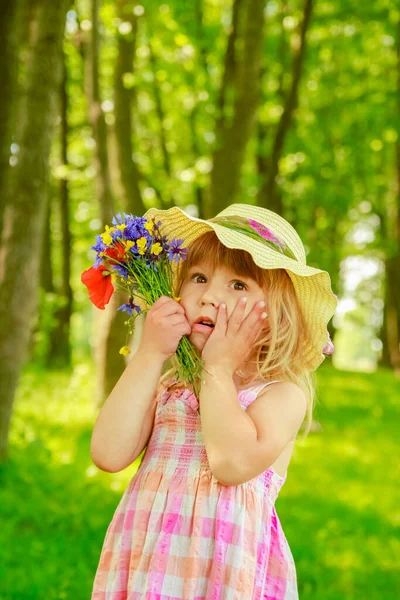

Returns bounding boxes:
[248,219,287,249]
[322,331,335,355]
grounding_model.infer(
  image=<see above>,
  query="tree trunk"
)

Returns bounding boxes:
[379,256,400,374]
[87,0,127,406]
[40,194,55,294]
[114,0,145,215]
[190,0,210,219]
[378,21,400,375]
[0,0,23,241]
[47,51,73,367]
[256,3,288,215]
[87,0,115,226]
[257,0,313,209]
[207,0,265,217]
[0,0,69,462]
[148,35,175,209]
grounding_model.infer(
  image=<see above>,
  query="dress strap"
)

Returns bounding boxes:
[249,380,281,398]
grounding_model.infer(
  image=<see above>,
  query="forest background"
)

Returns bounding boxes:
[0,0,399,598]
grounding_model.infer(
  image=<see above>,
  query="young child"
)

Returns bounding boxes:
[90,203,337,599]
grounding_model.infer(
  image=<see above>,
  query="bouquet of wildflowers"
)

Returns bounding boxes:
[81,213,204,391]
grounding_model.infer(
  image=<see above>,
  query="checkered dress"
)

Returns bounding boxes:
[91,378,298,599]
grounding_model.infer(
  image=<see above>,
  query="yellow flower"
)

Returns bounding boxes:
[115,224,126,233]
[100,225,115,246]
[111,273,118,282]
[136,237,147,255]
[119,345,131,356]
[144,220,154,235]
[150,242,162,256]
[124,240,135,251]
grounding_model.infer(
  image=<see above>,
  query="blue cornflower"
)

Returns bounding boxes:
[93,255,103,268]
[124,217,149,242]
[110,229,123,243]
[92,234,106,254]
[111,213,131,226]
[117,302,141,316]
[167,238,188,263]
[112,264,129,279]
[158,234,169,249]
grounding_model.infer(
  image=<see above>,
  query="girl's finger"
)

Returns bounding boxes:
[240,301,267,335]
[166,314,188,326]
[214,302,228,335]
[228,296,248,333]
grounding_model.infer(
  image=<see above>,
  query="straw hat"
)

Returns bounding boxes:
[144,203,338,372]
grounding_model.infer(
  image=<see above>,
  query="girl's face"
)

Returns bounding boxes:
[178,260,267,354]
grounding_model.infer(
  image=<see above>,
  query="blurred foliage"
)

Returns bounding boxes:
[1,362,398,599]
[45,0,399,367]
[2,0,399,597]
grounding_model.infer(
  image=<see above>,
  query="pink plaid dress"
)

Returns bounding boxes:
[92,378,298,599]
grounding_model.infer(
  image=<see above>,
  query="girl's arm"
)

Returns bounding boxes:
[90,295,191,473]
[90,348,165,473]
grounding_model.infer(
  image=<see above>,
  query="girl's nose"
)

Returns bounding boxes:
[200,288,223,308]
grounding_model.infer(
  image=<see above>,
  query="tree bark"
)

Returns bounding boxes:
[0,0,69,462]
[207,0,265,217]
[383,256,400,374]
[0,0,24,241]
[114,0,145,215]
[47,51,73,367]
[86,0,127,406]
[188,0,211,219]
[148,35,175,209]
[40,195,55,294]
[256,2,288,215]
[380,19,400,375]
[215,0,241,125]
[257,0,313,209]
[378,19,400,375]
[87,0,115,226]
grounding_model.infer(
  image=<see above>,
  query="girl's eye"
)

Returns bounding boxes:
[232,281,247,291]
[191,273,206,283]
[190,273,247,291]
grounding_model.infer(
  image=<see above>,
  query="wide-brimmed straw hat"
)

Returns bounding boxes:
[144,203,338,372]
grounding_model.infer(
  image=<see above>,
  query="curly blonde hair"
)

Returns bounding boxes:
[161,231,318,439]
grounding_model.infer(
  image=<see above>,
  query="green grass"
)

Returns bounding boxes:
[0,361,399,599]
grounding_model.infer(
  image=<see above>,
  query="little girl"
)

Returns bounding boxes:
[90,203,337,599]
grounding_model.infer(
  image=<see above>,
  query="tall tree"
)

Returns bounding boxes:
[86,0,128,406]
[148,34,175,209]
[46,51,74,367]
[257,0,313,212]
[207,0,265,216]
[114,0,146,214]
[0,0,69,461]
[0,0,23,240]
[379,17,400,374]
[87,0,115,225]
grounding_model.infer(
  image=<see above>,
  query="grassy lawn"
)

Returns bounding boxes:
[0,361,399,599]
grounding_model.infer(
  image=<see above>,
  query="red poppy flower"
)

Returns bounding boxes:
[103,242,126,264]
[81,265,114,309]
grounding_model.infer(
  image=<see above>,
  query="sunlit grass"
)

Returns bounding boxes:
[280,364,400,599]
[0,361,399,599]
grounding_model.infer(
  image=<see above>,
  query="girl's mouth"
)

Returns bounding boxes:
[192,322,214,334]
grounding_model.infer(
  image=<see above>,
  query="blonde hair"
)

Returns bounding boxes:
[161,231,318,440]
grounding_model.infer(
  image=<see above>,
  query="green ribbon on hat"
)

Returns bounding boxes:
[209,215,298,262]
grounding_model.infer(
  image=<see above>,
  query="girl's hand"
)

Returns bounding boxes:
[139,295,192,361]
[201,297,268,374]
